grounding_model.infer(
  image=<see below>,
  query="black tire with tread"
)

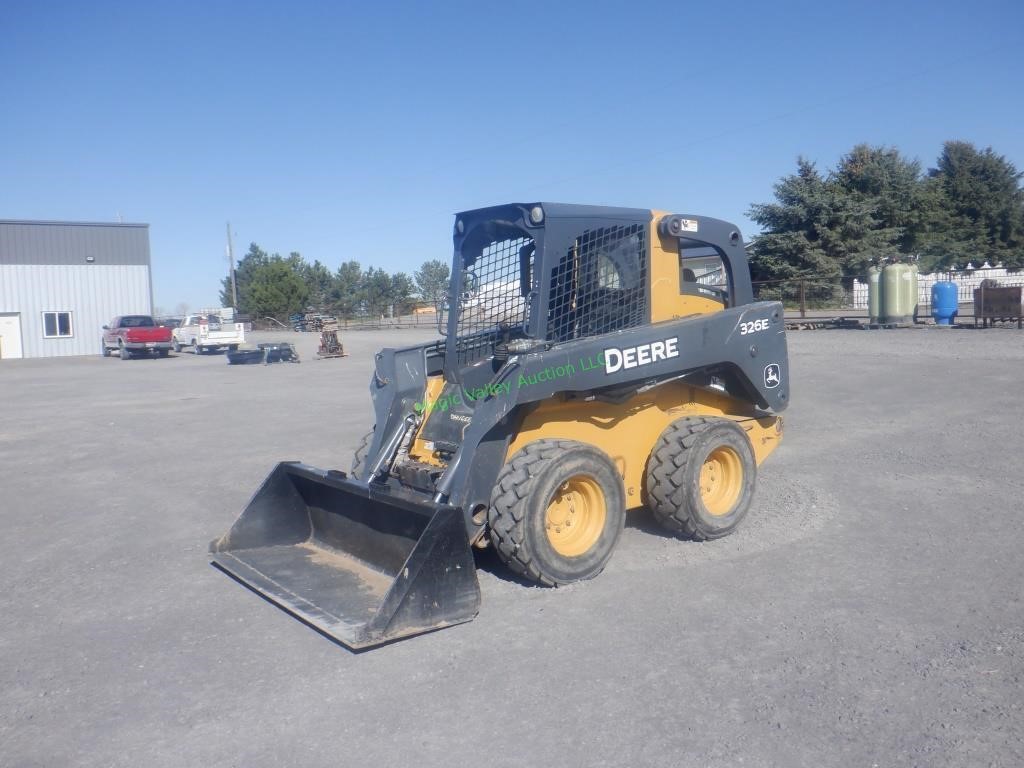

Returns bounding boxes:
[172,338,182,353]
[487,439,625,586]
[119,342,131,360]
[645,416,756,541]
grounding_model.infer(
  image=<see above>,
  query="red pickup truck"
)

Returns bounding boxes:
[102,315,174,359]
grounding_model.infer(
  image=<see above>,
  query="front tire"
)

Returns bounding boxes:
[645,417,757,541]
[488,439,625,586]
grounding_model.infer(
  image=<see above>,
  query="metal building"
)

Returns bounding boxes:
[0,220,152,359]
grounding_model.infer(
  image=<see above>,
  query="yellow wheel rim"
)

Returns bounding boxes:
[699,446,743,516]
[545,475,606,557]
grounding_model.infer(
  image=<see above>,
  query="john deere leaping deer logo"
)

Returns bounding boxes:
[764,364,781,389]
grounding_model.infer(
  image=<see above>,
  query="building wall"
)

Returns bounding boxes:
[0,264,152,358]
[0,221,152,359]
[0,221,151,267]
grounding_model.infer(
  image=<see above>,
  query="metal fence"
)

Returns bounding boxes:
[754,267,1024,320]
[253,267,1024,330]
[254,306,441,332]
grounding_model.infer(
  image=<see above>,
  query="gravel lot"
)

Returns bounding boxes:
[2,326,1022,767]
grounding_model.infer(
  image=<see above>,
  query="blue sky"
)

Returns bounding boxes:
[2,0,1021,312]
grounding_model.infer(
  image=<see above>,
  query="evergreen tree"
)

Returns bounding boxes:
[241,256,310,320]
[924,141,1024,269]
[330,261,363,318]
[831,144,929,273]
[302,259,334,309]
[749,147,934,289]
[360,267,393,316]
[220,243,269,312]
[747,159,846,289]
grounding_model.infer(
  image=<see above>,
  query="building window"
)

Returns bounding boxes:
[43,311,73,338]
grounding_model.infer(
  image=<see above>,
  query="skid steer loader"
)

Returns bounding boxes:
[211,203,789,649]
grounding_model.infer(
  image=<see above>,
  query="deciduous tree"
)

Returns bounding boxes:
[414,259,451,308]
[390,272,416,316]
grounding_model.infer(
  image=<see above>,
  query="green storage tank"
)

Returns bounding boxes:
[901,263,919,323]
[882,263,910,324]
[867,265,881,323]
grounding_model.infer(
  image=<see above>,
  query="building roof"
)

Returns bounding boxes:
[0,219,148,227]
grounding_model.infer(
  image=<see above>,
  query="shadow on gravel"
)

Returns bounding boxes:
[622,505,677,537]
[470,505,681,588]
[471,545,542,587]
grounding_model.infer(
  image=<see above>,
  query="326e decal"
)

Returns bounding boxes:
[740,318,770,335]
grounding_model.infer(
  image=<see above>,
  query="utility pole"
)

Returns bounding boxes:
[226,222,238,309]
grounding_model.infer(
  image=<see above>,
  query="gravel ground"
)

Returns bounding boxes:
[1,326,1022,767]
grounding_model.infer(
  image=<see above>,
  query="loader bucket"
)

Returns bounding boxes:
[210,462,481,649]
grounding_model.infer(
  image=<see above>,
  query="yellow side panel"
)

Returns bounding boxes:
[409,375,447,467]
[506,383,783,510]
[647,210,724,323]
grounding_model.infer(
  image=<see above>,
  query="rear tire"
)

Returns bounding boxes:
[119,342,131,360]
[487,439,625,586]
[193,342,202,354]
[172,338,182,353]
[645,417,756,541]
[101,340,110,357]
[157,349,169,358]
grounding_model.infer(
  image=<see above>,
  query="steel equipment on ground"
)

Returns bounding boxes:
[210,203,791,649]
[317,318,348,359]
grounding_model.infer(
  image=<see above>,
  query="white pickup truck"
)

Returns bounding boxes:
[172,314,245,354]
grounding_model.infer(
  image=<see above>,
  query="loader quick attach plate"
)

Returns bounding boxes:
[210,462,481,650]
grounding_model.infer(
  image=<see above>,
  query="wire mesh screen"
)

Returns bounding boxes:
[547,224,647,342]
[453,236,533,364]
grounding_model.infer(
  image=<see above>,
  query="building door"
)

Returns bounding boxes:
[0,313,23,359]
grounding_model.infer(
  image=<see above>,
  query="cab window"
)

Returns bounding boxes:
[679,245,729,304]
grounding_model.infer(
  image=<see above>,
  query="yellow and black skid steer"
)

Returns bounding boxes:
[210,203,789,649]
